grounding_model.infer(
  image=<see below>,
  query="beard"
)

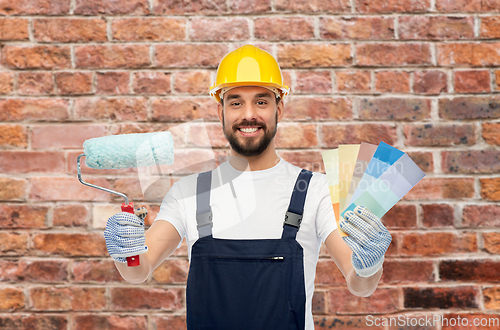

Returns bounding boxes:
[223,112,278,157]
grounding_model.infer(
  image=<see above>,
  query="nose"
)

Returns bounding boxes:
[241,102,258,121]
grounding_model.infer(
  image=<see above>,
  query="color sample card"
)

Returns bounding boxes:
[338,144,360,215]
[341,148,425,219]
[345,142,378,210]
[321,149,341,234]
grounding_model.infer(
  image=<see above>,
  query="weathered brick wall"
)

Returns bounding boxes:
[1,0,500,329]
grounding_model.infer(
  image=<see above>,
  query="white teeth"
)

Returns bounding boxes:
[239,127,259,133]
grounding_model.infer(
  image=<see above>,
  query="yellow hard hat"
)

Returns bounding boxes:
[210,44,290,103]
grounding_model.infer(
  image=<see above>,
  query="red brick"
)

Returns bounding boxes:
[53,204,89,227]
[278,150,325,173]
[0,260,19,282]
[34,18,107,43]
[0,204,48,228]
[442,150,500,174]
[483,287,500,309]
[112,18,185,41]
[401,232,477,256]
[0,287,25,311]
[0,232,28,255]
[32,124,106,150]
[414,70,448,94]
[96,72,130,95]
[75,44,150,69]
[357,43,431,66]
[359,98,431,121]
[336,70,371,93]
[328,288,398,314]
[404,286,478,309]
[278,43,352,68]
[0,0,69,15]
[438,42,500,66]
[0,124,27,148]
[312,290,327,314]
[151,259,189,284]
[440,96,500,119]
[322,123,397,147]
[230,0,271,13]
[483,122,500,145]
[276,0,351,13]
[30,286,106,311]
[75,0,148,15]
[314,316,380,330]
[481,16,500,38]
[496,70,500,90]
[407,151,433,173]
[356,0,430,13]
[436,0,500,12]
[191,18,249,41]
[155,44,229,68]
[483,233,500,254]
[375,70,410,93]
[0,72,14,94]
[455,70,490,93]
[381,260,434,284]
[33,233,107,257]
[481,178,500,201]
[295,71,332,93]
[153,0,227,14]
[404,177,475,200]
[72,259,124,282]
[284,97,352,121]
[275,123,318,148]
[440,259,500,282]
[111,287,184,311]
[0,178,26,201]
[255,17,314,41]
[1,315,68,330]
[399,16,474,40]
[75,97,148,121]
[422,203,455,228]
[17,72,54,95]
[0,151,65,174]
[152,315,187,330]
[55,72,93,95]
[18,259,69,282]
[2,45,71,69]
[314,259,344,285]
[174,71,210,94]
[0,98,69,122]
[463,205,500,227]
[320,17,394,40]
[383,204,417,229]
[0,18,29,41]
[73,315,147,330]
[152,97,218,122]
[31,177,110,202]
[404,123,476,146]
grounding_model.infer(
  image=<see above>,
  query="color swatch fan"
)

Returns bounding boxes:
[322,142,425,236]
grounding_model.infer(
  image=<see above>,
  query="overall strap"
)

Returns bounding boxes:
[196,170,213,238]
[282,169,313,240]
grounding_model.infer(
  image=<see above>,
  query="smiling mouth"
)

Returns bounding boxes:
[238,127,261,133]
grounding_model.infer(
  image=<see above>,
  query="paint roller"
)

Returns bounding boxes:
[77,131,174,267]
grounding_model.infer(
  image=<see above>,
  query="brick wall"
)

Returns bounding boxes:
[1,0,500,329]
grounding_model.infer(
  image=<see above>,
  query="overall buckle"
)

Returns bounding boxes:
[196,207,213,229]
[284,211,302,228]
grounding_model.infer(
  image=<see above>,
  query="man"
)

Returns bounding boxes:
[104,45,392,329]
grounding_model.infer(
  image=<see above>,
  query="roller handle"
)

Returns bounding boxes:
[121,202,141,267]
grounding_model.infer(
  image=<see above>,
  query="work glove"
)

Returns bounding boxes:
[104,212,148,263]
[340,206,392,278]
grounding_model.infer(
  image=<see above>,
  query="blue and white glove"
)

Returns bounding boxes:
[104,212,148,263]
[340,206,392,278]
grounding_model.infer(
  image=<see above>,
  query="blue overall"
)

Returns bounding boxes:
[186,169,313,330]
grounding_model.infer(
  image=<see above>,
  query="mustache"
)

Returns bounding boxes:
[231,120,267,130]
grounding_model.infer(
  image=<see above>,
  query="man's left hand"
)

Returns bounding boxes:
[340,206,392,278]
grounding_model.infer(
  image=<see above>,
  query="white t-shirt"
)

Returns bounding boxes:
[155,158,338,329]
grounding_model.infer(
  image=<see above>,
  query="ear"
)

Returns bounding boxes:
[217,102,223,124]
[276,99,284,123]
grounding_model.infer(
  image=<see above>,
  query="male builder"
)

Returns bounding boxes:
[104,45,392,330]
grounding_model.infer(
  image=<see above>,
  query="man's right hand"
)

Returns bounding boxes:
[104,212,148,263]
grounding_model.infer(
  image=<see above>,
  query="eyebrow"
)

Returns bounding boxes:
[225,92,273,101]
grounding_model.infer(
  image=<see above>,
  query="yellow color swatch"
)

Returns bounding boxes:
[338,144,360,214]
